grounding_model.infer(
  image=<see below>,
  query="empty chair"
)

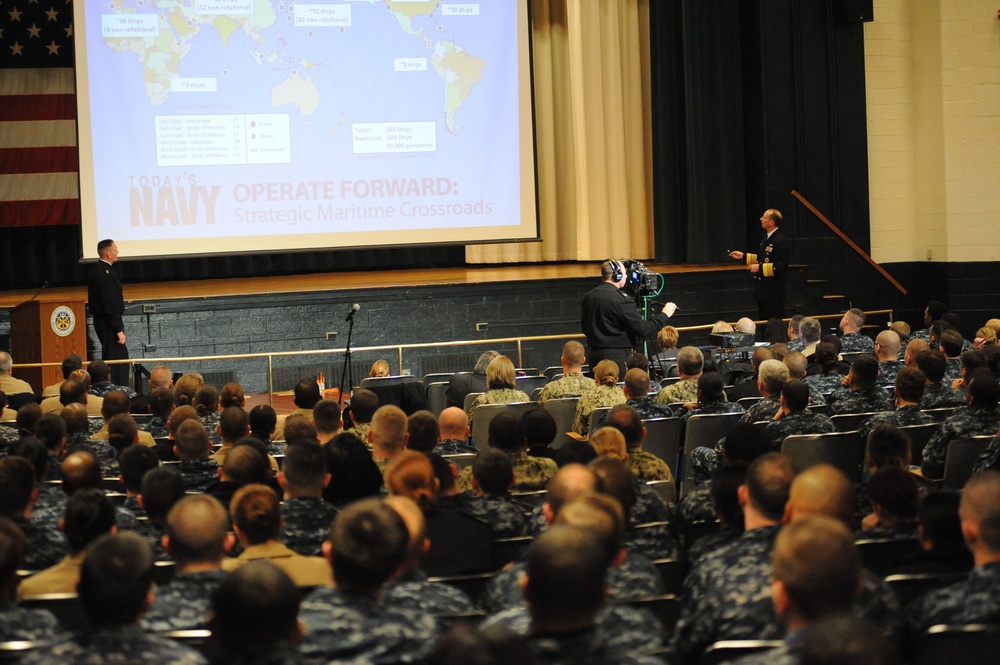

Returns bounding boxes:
[542,397,580,450]
[914,624,1000,665]
[515,375,548,395]
[855,538,923,577]
[359,375,426,415]
[425,382,449,416]
[641,417,682,479]
[463,392,484,414]
[587,406,613,437]
[422,372,454,388]
[679,413,743,498]
[543,366,563,381]
[941,436,994,490]
[780,431,864,480]
[470,402,537,449]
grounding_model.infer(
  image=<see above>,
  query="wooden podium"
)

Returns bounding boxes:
[9,298,87,394]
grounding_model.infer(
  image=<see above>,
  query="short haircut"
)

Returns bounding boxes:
[772,516,861,620]
[918,491,966,557]
[782,380,810,413]
[800,615,897,665]
[59,403,89,436]
[867,424,910,470]
[167,405,199,436]
[140,467,185,524]
[119,444,159,494]
[593,359,619,387]
[107,413,139,453]
[248,404,277,438]
[219,382,245,409]
[625,353,649,372]
[9,438,47,482]
[697,372,726,403]
[282,414,318,445]
[61,451,102,495]
[293,378,322,409]
[371,405,408,451]
[844,308,865,328]
[525,525,607,621]
[890,321,911,341]
[175,419,211,459]
[968,370,1000,409]
[783,351,807,380]
[16,403,43,435]
[961,350,989,375]
[915,349,947,383]
[231,484,281,544]
[849,354,879,389]
[64,488,116,553]
[329,497,409,592]
[940,329,964,357]
[589,457,637,519]
[676,346,704,376]
[101,390,132,418]
[487,410,524,453]
[746,452,795,521]
[97,238,115,256]
[472,448,514,494]
[211,561,301,651]
[223,444,269,486]
[522,407,557,447]
[961,469,1000,551]
[486,356,517,390]
[544,464,597,516]
[894,367,926,403]
[148,387,175,419]
[562,340,586,366]
[554,493,625,567]
[876,330,901,356]
[348,389,379,424]
[87,360,110,384]
[589,427,627,461]
[34,413,66,451]
[61,354,83,379]
[406,411,439,453]
[166,494,230,566]
[0,516,26,587]
[658,326,679,350]
[218,406,249,443]
[758,359,789,395]
[868,467,919,520]
[384,450,438,510]
[282,439,328,492]
[800,318,822,343]
[0,456,36,515]
[313,398,342,433]
[624,368,652,398]
[606,403,643,450]
[553,440,598,467]
[78,532,154,626]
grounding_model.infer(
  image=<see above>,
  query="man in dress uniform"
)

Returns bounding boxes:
[729,209,789,320]
[87,239,130,387]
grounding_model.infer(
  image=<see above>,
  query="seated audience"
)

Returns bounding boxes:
[538,341,595,403]
[573,360,627,435]
[458,410,557,492]
[0,516,62,642]
[434,406,477,455]
[278,440,337,557]
[323,431,383,507]
[764,381,836,451]
[922,370,1000,478]
[654,346,704,405]
[468,356,531,427]
[826,354,892,415]
[860,467,920,538]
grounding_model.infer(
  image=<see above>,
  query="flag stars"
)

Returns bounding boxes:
[46,7,60,21]
[64,24,73,38]
[46,40,60,55]
[28,24,42,38]
[9,7,23,21]
[10,41,24,56]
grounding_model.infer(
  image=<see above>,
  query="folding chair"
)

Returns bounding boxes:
[780,431,864,480]
[542,397,580,450]
[679,413,743,498]
[941,436,993,490]
[914,624,1000,665]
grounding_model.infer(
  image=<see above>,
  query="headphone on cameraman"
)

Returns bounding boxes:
[605,258,625,283]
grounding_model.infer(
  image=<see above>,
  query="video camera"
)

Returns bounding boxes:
[619,259,661,300]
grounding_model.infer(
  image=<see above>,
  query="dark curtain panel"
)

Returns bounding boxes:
[650,0,746,264]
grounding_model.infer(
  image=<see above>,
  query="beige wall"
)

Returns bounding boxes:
[866,0,1000,263]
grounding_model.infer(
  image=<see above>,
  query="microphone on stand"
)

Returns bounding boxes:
[345,303,361,322]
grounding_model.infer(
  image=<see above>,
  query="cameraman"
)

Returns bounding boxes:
[581,259,677,372]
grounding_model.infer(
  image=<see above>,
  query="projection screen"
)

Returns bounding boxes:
[74,0,538,260]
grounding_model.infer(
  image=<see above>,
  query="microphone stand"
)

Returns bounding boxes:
[338,311,356,407]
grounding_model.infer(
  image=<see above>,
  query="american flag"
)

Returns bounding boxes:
[0,0,78,228]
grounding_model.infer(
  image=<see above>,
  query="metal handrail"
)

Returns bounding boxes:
[12,309,893,403]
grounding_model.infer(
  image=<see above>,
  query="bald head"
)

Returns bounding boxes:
[149,365,173,390]
[544,464,598,521]
[875,330,901,361]
[61,402,90,436]
[166,494,230,566]
[904,338,929,366]
[783,352,808,381]
[438,407,469,441]
[785,464,856,528]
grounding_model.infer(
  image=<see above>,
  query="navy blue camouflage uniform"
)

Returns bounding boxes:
[921,407,1000,479]
[279,497,338,557]
[143,569,225,632]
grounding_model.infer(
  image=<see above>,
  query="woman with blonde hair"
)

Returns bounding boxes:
[369,359,391,378]
[467,355,530,425]
[173,372,204,407]
[572,360,626,435]
[973,326,997,351]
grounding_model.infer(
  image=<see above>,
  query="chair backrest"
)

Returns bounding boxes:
[516,375,548,395]
[830,412,885,432]
[923,407,960,422]
[442,453,477,471]
[426,572,495,606]
[890,422,939,467]
[780,431,864,480]
[530,386,544,402]
[700,640,784,665]
[493,536,534,568]
[470,402,538,449]
[515,368,540,377]
[651,558,685,595]
[434,610,488,628]
[587,407,613,438]
[158,630,219,660]
[884,572,969,607]
[942,436,994,490]
[19,593,86,632]
[646,480,676,506]
[153,560,177,586]
[679,413,743,497]
[854,538,924,577]
[463,392,483,415]
[809,402,830,414]
[736,396,763,408]
[641,417,682,479]
[543,397,580,450]
[0,640,45,664]
[625,594,681,633]
[422,372,454,388]
[153,438,177,461]
[914,624,1000,665]
[425,382,449,416]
